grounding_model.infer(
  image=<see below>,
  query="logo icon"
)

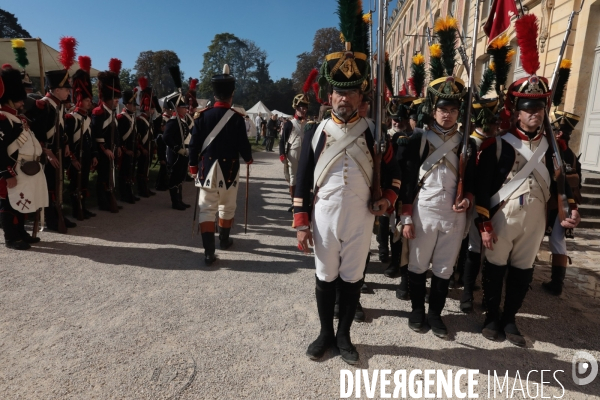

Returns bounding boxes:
[572,351,598,386]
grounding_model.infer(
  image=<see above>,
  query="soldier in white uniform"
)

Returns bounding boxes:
[279,93,309,212]
[475,14,580,347]
[295,15,401,363]
[0,66,48,250]
[188,65,253,265]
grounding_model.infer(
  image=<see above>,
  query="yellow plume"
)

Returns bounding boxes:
[11,39,26,49]
[429,43,442,58]
[506,49,516,63]
[340,32,346,43]
[560,59,572,69]
[489,33,510,49]
[363,13,372,25]
[413,54,425,65]
[434,16,458,33]
[489,62,496,72]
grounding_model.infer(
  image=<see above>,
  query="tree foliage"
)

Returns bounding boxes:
[0,9,31,38]
[133,50,183,97]
[291,28,345,115]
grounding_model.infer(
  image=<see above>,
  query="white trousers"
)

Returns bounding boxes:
[485,195,546,270]
[198,184,240,223]
[312,189,374,283]
[408,203,466,279]
[548,215,567,255]
[285,147,300,186]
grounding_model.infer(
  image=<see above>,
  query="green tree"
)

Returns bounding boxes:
[262,78,296,116]
[0,9,31,38]
[119,68,137,93]
[198,33,273,109]
[133,50,183,97]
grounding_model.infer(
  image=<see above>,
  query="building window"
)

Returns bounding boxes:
[482,0,492,19]
[463,0,471,36]
[409,7,413,26]
[449,0,457,16]
[416,0,421,21]
[422,25,428,54]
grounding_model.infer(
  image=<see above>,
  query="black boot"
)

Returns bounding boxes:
[337,279,363,365]
[428,275,450,338]
[81,200,96,219]
[71,193,84,220]
[5,240,30,250]
[376,215,390,262]
[334,285,340,319]
[454,237,469,288]
[396,265,409,300]
[542,255,568,296]
[306,277,337,360]
[201,232,216,265]
[354,302,365,322]
[170,188,186,210]
[155,164,169,191]
[384,238,401,278]
[178,185,190,208]
[218,227,233,249]
[481,261,508,341]
[501,266,533,347]
[460,251,482,313]
[408,271,427,332]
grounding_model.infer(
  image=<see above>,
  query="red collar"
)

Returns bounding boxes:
[74,107,88,116]
[512,126,543,141]
[0,105,18,116]
[214,102,231,109]
[294,115,304,121]
[45,93,61,104]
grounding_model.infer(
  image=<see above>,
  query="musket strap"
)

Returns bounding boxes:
[490,133,550,208]
[201,110,235,154]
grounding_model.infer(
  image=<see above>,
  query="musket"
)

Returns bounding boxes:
[456,27,471,80]
[244,164,249,234]
[54,104,67,233]
[543,0,585,221]
[32,208,40,238]
[372,0,389,210]
[129,109,137,197]
[74,116,84,221]
[455,0,482,208]
[425,0,435,46]
[107,108,119,213]
[398,52,407,90]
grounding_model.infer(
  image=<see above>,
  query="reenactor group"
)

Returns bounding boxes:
[285,3,582,366]
[0,37,251,252]
[0,2,585,369]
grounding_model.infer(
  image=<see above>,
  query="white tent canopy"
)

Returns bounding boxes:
[246,101,271,118]
[0,38,101,88]
[270,109,292,119]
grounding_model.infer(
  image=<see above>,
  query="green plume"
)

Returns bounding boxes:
[429,56,444,81]
[337,0,358,47]
[479,67,495,97]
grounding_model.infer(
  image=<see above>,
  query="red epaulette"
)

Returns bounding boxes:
[0,113,6,121]
[479,137,496,152]
[64,113,74,120]
[116,113,124,120]
[193,107,210,119]
[557,138,568,151]
[35,99,46,109]
[92,106,104,116]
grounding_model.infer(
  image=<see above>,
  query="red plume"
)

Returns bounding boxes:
[189,78,198,91]
[2,63,13,69]
[58,36,77,70]
[78,56,91,73]
[138,76,148,91]
[312,82,321,103]
[109,58,122,75]
[303,68,319,94]
[515,14,540,75]
[399,83,407,96]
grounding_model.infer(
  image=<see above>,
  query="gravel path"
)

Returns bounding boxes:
[1,149,599,399]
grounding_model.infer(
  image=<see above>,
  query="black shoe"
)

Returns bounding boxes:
[134,196,141,201]
[384,263,400,278]
[172,203,186,210]
[460,300,473,314]
[354,302,365,322]
[82,209,96,219]
[542,264,566,296]
[21,232,40,244]
[428,315,448,338]
[482,318,502,341]
[408,309,426,332]
[306,333,335,360]
[6,240,30,250]
[64,217,77,228]
[503,322,526,347]
[204,253,217,266]
[360,282,369,293]
[337,339,359,365]
[148,190,156,196]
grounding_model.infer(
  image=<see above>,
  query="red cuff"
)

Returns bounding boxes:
[401,204,413,216]
[293,212,309,228]
[246,159,253,165]
[279,155,285,162]
[382,189,398,211]
[189,165,198,175]
[478,221,494,233]
[7,166,16,177]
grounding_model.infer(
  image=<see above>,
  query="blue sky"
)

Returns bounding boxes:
[4,0,397,81]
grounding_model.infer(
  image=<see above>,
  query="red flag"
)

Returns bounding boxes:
[483,0,519,47]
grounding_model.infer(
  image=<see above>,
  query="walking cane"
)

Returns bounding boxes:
[245,164,249,234]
